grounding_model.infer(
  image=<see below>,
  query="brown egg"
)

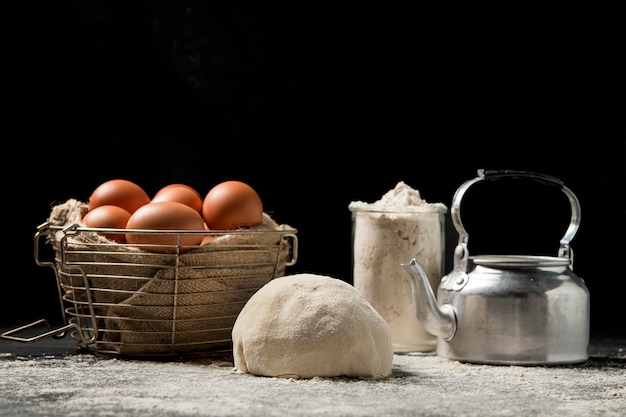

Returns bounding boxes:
[125,201,205,253]
[82,205,131,243]
[200,222,216,245]
[88,179,151,214]
[202,180,263,230]
[152,183,203,214]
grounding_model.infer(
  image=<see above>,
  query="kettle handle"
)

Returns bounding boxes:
[450,169,581,272]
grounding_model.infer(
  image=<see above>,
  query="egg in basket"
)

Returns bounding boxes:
[2,180,298,357]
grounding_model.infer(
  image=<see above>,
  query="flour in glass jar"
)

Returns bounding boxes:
[349,181,447,354]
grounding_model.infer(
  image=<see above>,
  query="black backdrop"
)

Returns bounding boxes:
[4,4,624,338]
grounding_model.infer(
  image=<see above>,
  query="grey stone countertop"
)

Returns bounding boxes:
[1,333,624,417]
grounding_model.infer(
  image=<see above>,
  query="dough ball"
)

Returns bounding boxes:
[232,273,394,379]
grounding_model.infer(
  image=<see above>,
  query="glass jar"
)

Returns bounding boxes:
[350,205,446,354]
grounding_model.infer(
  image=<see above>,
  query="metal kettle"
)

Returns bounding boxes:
[401,169,590,365]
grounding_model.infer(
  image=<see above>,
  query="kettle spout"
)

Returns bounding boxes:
[401,258,457,341]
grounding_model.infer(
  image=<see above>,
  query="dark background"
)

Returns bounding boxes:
[3,4,624,338]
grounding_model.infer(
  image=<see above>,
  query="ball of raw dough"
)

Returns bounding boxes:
[232,273,394,379]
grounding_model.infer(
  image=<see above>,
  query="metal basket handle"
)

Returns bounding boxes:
[450,169,581,273]
[0,222,96,344]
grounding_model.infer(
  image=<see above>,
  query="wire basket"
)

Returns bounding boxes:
[3,218,297,357]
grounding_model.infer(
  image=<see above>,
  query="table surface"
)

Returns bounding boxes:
[1,331,624,417]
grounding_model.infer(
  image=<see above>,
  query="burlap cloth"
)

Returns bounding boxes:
[47,199,295,355]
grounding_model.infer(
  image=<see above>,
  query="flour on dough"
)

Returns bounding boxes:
[232,273,394,379]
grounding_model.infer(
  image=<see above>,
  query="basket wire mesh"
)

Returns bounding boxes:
[3,222,297,357]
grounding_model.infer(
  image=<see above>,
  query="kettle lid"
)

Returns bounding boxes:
[470,254,571,268]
